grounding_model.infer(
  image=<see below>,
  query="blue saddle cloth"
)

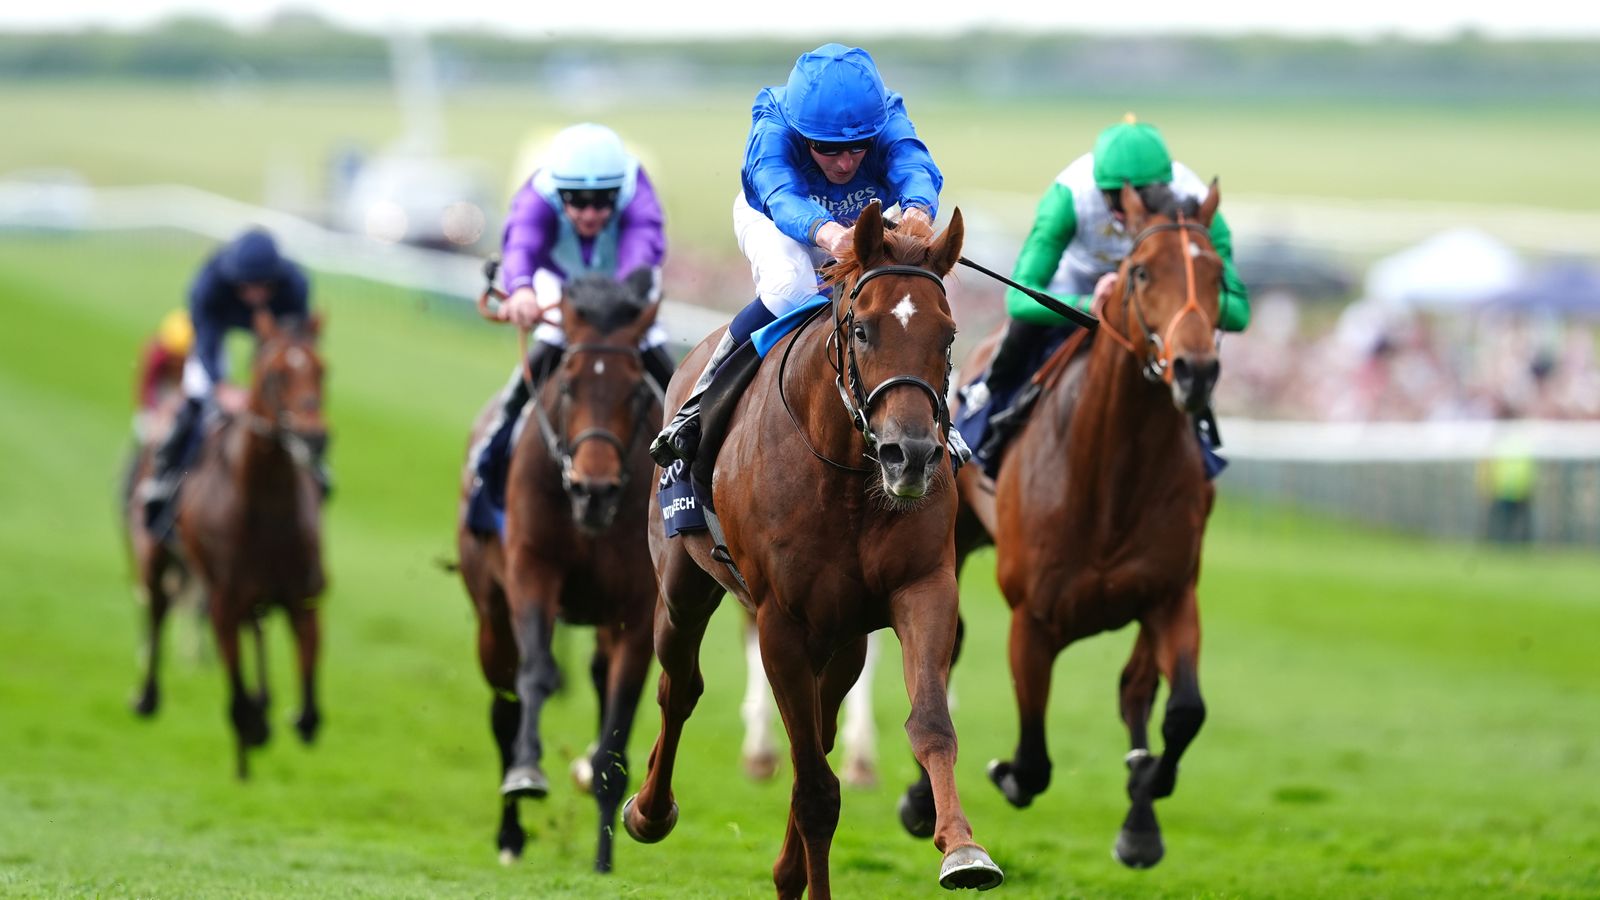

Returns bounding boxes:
[752,295,830,357]
[657,459,708,537]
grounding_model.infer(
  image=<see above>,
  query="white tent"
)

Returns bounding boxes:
[1364,228,1526,312]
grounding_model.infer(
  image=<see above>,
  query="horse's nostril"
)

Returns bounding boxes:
[879,443,906,469]
[1171,357,1192,385]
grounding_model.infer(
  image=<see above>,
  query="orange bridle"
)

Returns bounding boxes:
[1097,212,1217,384]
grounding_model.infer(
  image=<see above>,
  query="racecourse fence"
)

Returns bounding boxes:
[8,179,1600,545]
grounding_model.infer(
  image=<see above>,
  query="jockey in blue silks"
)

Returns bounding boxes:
[139,228,317,527]
[649,42,968,467]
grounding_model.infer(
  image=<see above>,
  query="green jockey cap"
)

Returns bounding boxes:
[1092,116,1173,190]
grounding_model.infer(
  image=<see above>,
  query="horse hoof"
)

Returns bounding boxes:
[939,843,1004,891]
[743,749,779,781]
[1113,827,1165,869]
[897,792,936,839]
[843,756,878,790]
[986,759,1032,809]
[501,766,549,799]
[571,755,594,794]
[498,848,519,867]
[131,690,159,717]
[294,712,320,745]
[621,794,677,844]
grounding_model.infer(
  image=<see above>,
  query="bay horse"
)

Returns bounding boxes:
[623,202,1005,897]
[901,181,1225,868]
[164,310,329,780]
[455,269,662,873]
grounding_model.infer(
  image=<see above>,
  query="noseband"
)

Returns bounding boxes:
[526,343,659,494]
[1098,213,1217,384]
[781,264,953,473]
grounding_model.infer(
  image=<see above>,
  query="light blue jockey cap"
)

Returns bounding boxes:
[546,123,631,191]
[781,44,890,142]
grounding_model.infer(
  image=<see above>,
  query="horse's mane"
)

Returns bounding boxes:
[819,216,939,298]
[1135,183,1201,221]
[566,273,649,334]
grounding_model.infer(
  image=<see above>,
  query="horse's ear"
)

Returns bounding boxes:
[306,311,324,340]
[1120,181,1148,230]
[853,200,885,265]
[926,207,965,277]
[252,308,278,341]
[629,291,661,341]
[1197,177,1221,229]
[621,266,657,304]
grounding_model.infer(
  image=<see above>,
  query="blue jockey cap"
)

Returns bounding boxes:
[782,43,889,143]
[219,228,285,283]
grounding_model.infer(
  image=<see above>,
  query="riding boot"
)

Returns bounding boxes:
[649,298,777,467]
[641,343,677,397]
[967,319,1052,412]
[303,432,334,500]
[648,331,737,467]
[140,396,203,529]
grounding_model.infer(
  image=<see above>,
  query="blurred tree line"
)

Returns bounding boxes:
[2,11,1597,102]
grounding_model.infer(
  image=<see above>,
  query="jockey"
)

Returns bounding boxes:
[131,309,194,444]
[467,123,672,528]
[960,117,1251,472]
[139,228,316,527]
[649,42,968,467]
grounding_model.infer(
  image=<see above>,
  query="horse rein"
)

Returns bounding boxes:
[779,264,953,474]
[1096,213,1217,384]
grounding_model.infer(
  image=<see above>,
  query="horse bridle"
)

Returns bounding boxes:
[1097,213,1218,384]
[525,343,661,494]
[241,353,326,471]
[781,264,953,474]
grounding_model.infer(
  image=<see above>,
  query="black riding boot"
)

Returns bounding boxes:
[648,331,739,467]
[977,320,1056,410]
[641,344,677,397]
[141,396,203,529]
[470,340,563,514]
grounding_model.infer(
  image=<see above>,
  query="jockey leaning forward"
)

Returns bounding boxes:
[648,42,969,467]
[957,117,1251,475]
[465,123,673,529]
[139,228,324,527]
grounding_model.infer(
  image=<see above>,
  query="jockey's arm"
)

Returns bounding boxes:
[1005,182,1083,326]
[878,93,943,223]
[615,167,667,300]
[1209,210,1251,332]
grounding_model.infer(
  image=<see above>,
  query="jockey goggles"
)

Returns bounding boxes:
[559,188,620,210]
[808,137,873,157]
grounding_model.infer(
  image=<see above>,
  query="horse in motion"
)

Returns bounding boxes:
[901,181,1226,868]
[135,310,329,779]
[623,202,1004,897]
[455,270,662,872]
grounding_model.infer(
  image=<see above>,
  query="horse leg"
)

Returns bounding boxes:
[740,617,779,780]
[287,604,321,744]
[622,547,722,844]
[131,550,173,716]
[211,593,264,779]
[988,605,1057,809]
[570,642,610,794]
[891,576,1004,891]
[1116,588,1206,869]
[839,631,880,788]
[250,615,271,722]
[589,625,652,874]
[492,693,525,864]
[474,583,525,864]
[758,613,839,900]
[898,615,966,838]
[502,577,561,800]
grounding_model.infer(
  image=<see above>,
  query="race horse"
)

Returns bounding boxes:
[900,181,1226,868]
[132,309,329,779]
[455,270,662,873]
[623,202,1005,897]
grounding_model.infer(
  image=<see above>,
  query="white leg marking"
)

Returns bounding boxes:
[841,631,880,773]
[741,622,775,760]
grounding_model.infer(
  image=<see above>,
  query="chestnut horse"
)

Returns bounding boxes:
[901,181,1225,868]
[455,270,661,873]
[155,310,329,779]
[623,202,1004,897]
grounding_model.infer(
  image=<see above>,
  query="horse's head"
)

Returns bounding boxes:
[250,309,327,448]
[545,268,659,533]
[1112,179,1224,413]
[823,201,963,504]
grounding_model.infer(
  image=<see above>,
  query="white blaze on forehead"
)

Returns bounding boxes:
[891,294,917,329]
[285,347,308,369]
[1188,241,1203,258]
[594,360,605,375]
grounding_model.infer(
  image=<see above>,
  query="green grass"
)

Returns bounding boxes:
[4,82,1599,263]
[2,232,1599,897]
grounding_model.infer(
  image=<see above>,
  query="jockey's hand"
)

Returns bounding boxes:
[900,205,933,231]
[816,222,853,259]
[216,384,248,414]
[1091,272,1119,321]
[502,286,545,329]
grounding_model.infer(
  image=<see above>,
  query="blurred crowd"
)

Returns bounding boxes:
[1216,292,1600,422]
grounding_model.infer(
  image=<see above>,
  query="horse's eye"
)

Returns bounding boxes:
[853,324,869,344]
[1132,264,1149,284]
